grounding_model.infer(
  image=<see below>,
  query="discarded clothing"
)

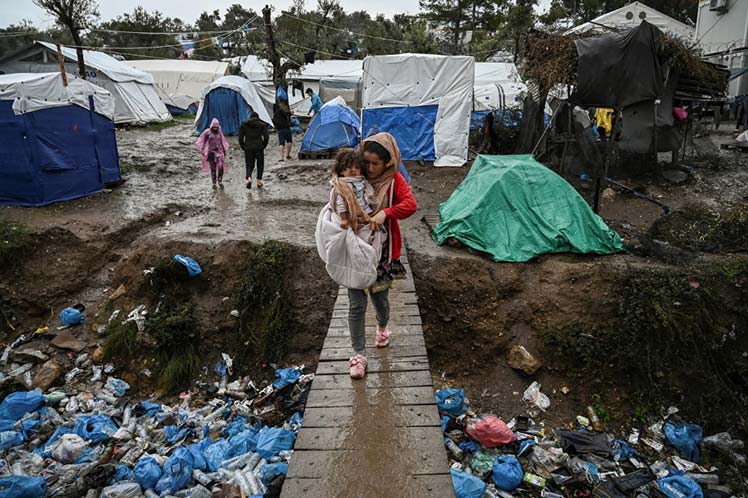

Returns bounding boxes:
[556,429,612,455]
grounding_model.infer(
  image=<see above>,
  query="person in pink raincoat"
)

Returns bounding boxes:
[196,118,230,189]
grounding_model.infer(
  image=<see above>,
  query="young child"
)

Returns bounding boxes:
[196,118,229,189]
[330,149,373,230]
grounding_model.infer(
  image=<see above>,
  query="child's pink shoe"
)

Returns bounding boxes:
[375,325,391,348]
[349,354,368,379]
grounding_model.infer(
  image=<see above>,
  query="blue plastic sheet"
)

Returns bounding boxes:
[74,413,118,443]
[0,431,24,451]
[204,439,231,472]
[272,368,302,389]
[173,254,202,278]
[492,455,523,491]
[0,391,44,421]
[450,468,486,498]
[134,456,162,490]
[156,447,194,493]
[435,389,466,417]
[658,474,703,498]
[260,462,289,485]
[256,428,295,459]
[60,307,84,326]
[665,422,702,463]
[362,105,439,161]
[197,87,253,136]
[0,476,48,498]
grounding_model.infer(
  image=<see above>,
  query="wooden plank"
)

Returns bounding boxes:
[315,357,430,375]
[305,385,436,408]
[323,335,425,349]
[325,325,425,337]
[286,448,449,478]
[311,370,433,390]
[281,474,454,498]
[294,425,444,450]
[319,345,428,361]
[331,308,422,318]
[301,404,441,428]
[329,316,421,328]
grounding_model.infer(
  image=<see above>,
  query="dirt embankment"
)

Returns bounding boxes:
[410,247,748,435]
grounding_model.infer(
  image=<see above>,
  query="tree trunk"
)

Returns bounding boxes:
[70,29,86,79]
[262,5,284,98]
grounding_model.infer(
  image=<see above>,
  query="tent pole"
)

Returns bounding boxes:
[653,99,662,178]
[55,41,68,87]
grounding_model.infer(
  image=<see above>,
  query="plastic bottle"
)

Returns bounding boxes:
[686,473,720,485]
[193,469,213,487]
[444,438,464,460]
[482,485,500,498]
[144,490,159,498]
[586,406,604,431]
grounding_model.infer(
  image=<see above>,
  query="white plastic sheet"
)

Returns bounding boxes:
[0,72,115,119]
[362,54,474,167]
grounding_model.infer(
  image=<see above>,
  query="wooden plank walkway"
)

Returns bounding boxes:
[281,254,455,498]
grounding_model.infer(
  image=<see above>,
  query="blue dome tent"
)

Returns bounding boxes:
[300,96,361,153]
[195,76,273,135]
[0,73,121,207]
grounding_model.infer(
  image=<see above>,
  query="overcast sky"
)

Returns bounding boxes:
[3,0,553,29]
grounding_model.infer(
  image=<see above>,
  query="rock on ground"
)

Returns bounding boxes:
[32,359,62,390]
[506,345,542,375]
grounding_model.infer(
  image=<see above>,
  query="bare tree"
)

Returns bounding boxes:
[33,0,99,78]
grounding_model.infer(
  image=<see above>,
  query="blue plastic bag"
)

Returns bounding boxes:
[173,254,202,278]
[204,439,231,472]
[224,416,248,438]
[256,428,295,459]
[0,476,48,498]
[134,455,162,490]
[459,440,480,454]
[288,412,303,431]
[112,465,134,483]
[187,439,210,471]
[229,429,259,458]
[105,378,130,397]
[665,422,702,463]
[33,426,73,458]
[137,401,163,417]
[277,86,288,101]
[60,307,84,326]
[260,462,289,485]
[272,368,302,389]
[0,431,24,451]
[658,474,703,498]
[441,416,450,433]
[156,447,194,493]
[0,391,44,421]
[612,439,638,462]
[164,425,192,444]
[492,455,523,491]
[450,468,486,498]
[435,389,466,417]
[74,414,118,443]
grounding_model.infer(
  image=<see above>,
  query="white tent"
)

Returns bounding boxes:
[473,62,526,111]
[0,41,171,124]
[362,54,474,167]
[241,55,273,82]
[565,1,694,39]
[195,75,273,134]
[127,59,228,108]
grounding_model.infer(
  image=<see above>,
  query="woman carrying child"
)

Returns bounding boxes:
[342,133,417,379]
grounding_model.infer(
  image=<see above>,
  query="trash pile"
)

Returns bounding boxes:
[437,387,745,498]
[0,344,311,498]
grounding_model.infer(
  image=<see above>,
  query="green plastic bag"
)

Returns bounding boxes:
[432,155,624,262]
[469,450,497,479]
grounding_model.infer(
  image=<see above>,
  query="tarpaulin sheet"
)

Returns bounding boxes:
[300,97,360,152]
[572,21,664,108]
[362,105,438,161]
[432,155,624,262]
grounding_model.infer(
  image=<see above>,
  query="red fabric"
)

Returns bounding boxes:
[382,172,417,261]
[466,416,517,447]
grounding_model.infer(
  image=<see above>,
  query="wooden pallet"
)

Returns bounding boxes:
[298,149,340,160]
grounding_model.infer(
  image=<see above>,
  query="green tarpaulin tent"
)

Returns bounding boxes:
[432,154,624,262]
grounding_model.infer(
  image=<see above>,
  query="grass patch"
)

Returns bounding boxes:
[236,241,292,365]
[173,113,195,121]
[142,119,181,132]
[0,220,29,268]
[650,204,748,254]
[103,320,138,362]
[147,302,200,393]
[708,206,748,252]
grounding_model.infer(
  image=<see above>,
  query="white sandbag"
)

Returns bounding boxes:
[315,205,382,289]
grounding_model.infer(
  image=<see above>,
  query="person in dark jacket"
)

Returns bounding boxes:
[272,103,293,162]
[239,112,269,189]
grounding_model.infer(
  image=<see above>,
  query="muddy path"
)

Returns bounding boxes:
[1,120,747,431]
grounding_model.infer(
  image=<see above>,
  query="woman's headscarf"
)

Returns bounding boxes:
[360,132,401,212]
